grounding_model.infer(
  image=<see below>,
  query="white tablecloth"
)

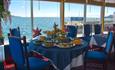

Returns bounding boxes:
[64,54,83,70]
[89,35,106,48]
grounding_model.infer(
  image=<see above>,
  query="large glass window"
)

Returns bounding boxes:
[4,0,115,42]
[86,5,101,34]
[33,1,60,31]
[2,0,60,42]
[65,3,84,35]
[2,0,31,42]
[104,7,115,31]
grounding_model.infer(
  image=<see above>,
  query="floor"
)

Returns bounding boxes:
[72,56,115,70]
[3,44,115,70]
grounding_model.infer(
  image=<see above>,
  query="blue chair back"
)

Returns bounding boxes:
[67,25,78,38]
[84,24,92,36]
[8,36,25,68]
[94,24,101,34]
[104,32,114,54]
[10,27,21,37]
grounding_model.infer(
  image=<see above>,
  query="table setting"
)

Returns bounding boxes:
[28,24,88,70]
[29,38,87,70]
[32,23,84,49]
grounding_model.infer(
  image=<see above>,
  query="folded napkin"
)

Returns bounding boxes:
[89,36,97,48]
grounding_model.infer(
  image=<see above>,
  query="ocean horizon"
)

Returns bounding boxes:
[1,16,113,41]
[2,16,70,41]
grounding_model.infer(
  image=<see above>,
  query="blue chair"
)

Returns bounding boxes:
[94,24,101,34]
[84,32,114,70]
[83,24,92,43]
[66,25,78,39]
[84,24,92,36]
[8,36,51,70]
[113,32,115,59]
[10,27,21,37]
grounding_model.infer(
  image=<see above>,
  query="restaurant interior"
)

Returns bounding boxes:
[0,0,115,70]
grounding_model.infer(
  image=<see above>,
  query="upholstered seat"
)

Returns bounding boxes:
[8,36,52,70]
[16,57,50,70]
[29,57,50,70]
[84,32,114,70]
[85,51,107,62]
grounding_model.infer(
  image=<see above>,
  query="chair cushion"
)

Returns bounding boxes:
[29,57,50,70]
[85,51,107,62]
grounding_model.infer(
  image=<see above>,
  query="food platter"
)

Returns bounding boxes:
[56,43,74,48]
[56,39,83,48]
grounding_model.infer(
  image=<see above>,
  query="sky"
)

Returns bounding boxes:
[9,0,115,17]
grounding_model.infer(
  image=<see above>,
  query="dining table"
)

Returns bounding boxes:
[28,40,88,70]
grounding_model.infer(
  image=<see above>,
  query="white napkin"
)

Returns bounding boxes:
[101,43,106,48]
[32,36,40,40]
[89,36,97,47]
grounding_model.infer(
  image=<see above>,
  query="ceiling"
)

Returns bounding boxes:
[34,0,115,7]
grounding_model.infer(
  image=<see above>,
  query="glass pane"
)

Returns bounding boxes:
[2,0,31,42]
[33,1,60,32]
[104,7,115,31]
[65,3,84,35]
[86,5,101,34]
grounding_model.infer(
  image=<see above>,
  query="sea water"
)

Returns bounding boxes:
[2,16,70,41]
